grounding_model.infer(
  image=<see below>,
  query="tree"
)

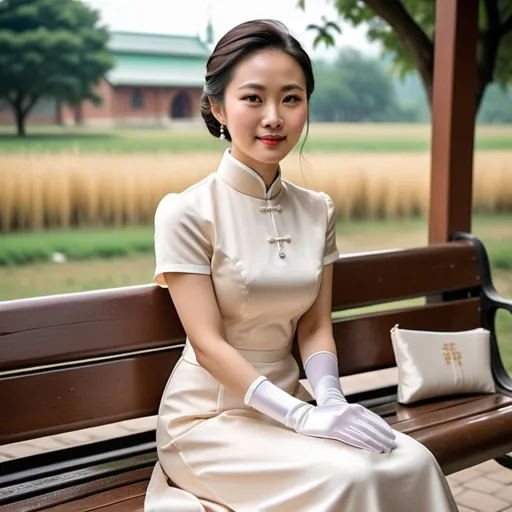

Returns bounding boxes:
[299,0,512,112]
[311,49,400,122]
[0,0,114,136]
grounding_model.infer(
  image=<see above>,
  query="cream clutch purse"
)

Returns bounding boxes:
[390,325,496,404]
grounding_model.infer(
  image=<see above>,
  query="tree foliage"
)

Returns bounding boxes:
[310,48,420,122]
[307,15,342,49]
[0,0,114,135]
[300,0,512,111]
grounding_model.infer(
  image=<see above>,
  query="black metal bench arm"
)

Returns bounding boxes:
[452,232,512,395]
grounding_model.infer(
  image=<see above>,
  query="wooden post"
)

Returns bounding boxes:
[429,0,478,244]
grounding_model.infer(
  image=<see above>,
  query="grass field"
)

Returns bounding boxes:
[2,123,512,153]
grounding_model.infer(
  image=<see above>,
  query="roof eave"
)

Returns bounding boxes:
[109,49,210,59]
[108,79,205,88]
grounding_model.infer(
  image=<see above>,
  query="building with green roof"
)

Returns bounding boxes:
[60,29,212,126]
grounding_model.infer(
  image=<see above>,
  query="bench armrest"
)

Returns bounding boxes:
[452,232,512,394]
[488,297,512,314]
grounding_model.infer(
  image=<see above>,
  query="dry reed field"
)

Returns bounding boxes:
[2,150,512,233]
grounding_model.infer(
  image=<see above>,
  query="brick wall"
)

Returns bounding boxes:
[0,97,58,126]
[110,86,202,125]
[0,82,203,128]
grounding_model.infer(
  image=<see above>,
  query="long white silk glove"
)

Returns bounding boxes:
[304,351,396,449]
[244,376,395,453]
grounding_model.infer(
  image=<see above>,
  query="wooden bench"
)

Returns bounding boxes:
[1,232,512,511]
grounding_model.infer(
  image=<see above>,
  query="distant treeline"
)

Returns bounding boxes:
[311,48,512,124]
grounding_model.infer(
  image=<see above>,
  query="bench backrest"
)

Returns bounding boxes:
[0,241,481,445]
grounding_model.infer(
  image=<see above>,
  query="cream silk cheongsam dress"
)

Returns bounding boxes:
[144,149,458,512]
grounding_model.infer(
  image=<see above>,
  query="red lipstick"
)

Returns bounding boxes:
[257,135,286,147]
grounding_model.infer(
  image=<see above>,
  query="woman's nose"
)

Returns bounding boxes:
[262,106,283,128]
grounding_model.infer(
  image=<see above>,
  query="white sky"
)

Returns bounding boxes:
[83,0,380,61]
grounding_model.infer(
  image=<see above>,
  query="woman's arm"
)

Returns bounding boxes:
[296,264,346,407]
[296,264,337,363]
[297,266,394,445]
[164,271,260,399]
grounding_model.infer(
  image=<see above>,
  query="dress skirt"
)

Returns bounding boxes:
[144,342,458,512]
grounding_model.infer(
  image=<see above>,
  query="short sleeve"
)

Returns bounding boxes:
[153,193,212,287]
[319,192,339,265]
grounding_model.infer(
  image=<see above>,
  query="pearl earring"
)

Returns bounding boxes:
[220,125,226,140]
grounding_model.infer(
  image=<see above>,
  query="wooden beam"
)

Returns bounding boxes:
[429,0,478,244]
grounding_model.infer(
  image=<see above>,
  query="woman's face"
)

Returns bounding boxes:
[211,49,309,178]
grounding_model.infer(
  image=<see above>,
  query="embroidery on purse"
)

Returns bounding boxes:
[442,342,464,385]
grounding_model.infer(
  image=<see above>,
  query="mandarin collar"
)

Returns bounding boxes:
[216,149,282,200]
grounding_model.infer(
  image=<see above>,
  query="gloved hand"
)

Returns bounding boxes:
[304,351,396,448]
[245,376,395,453]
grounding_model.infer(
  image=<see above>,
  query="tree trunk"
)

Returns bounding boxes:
[10,93,40,137]
[475,78,490,113]
[420,68,489,114]
[14,104,26,137]
[56,101,63,126]
[364,0,435,104]
[362,0,495,115]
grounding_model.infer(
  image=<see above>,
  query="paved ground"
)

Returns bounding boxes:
[2,368,511,511]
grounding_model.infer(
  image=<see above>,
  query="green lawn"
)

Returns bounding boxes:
[2,214,512,268]
[0,226,154,266]
[1,124,512,153]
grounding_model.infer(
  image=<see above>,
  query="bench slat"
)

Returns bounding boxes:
[412,403,512,475]
[391,394,512,433]
[89,495,144,511]
[0,350,179,444]
[0,285,182,372]
[332,242,479,310]
[372,394,484,420]
[1,467,152,512]
[0,453,155,505]
[46,481,147,512]
[325,297,479,378]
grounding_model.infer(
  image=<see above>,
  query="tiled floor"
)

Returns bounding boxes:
[448,462,512,512]
[2,368,511,511]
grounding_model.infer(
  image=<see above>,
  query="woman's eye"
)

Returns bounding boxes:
[244,95,260,103]
[284,95,300,103]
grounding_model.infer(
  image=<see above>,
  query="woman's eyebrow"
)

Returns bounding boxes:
[237,82,305,92]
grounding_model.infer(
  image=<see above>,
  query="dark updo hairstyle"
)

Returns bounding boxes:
[201,19,315,143]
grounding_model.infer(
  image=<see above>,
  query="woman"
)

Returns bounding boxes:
[145,19,458,512]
